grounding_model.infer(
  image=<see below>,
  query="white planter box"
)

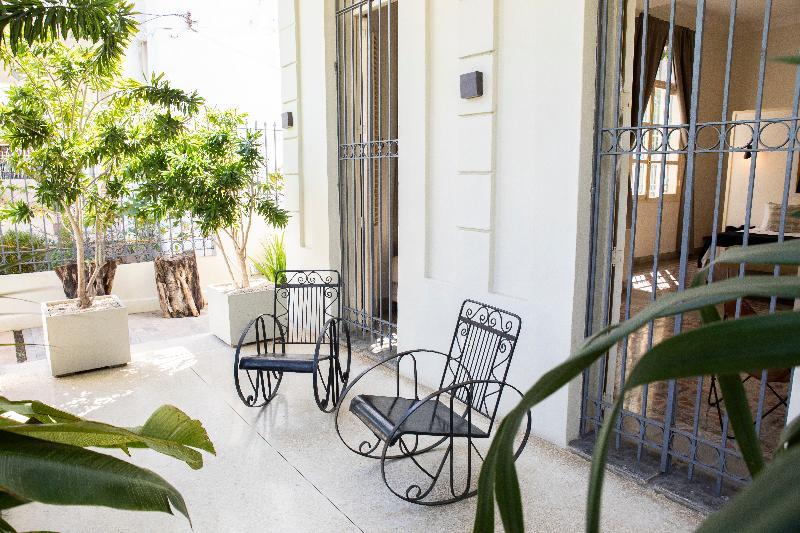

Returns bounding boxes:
[42,295,131,377]
[207,281,280,346]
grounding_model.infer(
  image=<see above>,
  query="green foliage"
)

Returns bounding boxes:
[251,233,287,284]
[0,0,138,72]
[775,54,800,65]
[0,229,48,274]
[135,109,287,235]
[473,239,800,533]
[0,40,201,305]
[134,109,289,288]
[0,397,215,531]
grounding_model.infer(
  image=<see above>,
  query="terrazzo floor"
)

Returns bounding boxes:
[0,311,702,532]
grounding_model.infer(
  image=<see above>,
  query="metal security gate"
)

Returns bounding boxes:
[583,0,799,500]
[335,0,399,347]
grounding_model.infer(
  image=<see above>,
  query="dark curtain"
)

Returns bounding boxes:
[627,15,670,230]
[672,25,696,251]
[631,15,670,127]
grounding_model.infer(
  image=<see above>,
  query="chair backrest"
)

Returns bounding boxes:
[272,270,341,345]
[439,300,522,426]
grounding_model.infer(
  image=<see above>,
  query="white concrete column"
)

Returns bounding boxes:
[278,0,303,248]
[454,0,497,289]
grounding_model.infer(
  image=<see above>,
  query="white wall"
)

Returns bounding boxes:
[130,0,282,124]
[0,255,232,331]
[281,0,596,446]
[277,0,340,270]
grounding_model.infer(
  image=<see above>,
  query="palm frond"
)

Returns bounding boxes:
[0,0,138,71]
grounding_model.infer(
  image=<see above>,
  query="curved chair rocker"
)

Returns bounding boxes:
[233,270,351,412]
[335,299,531,505]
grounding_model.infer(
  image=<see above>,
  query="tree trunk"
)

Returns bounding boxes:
[236,247,250,289]
[73,224,91,308]
[154,251,205,318]
[55,260,118,300]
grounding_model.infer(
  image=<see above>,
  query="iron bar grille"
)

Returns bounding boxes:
[0,121,282,275]
[583,0,799,501]
[335,0,399,347]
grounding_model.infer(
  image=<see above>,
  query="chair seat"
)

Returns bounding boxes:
[239,354,322,373]
[350,395,488,444]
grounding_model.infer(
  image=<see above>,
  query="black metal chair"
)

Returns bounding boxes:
[233,270,351,412]
[334,299,531,505]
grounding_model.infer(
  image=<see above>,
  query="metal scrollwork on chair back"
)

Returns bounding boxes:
[272,270,342,346]
[440,300,522,424]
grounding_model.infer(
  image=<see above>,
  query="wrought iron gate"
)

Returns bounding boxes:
[583,0,799,500]
[335,0,398,346]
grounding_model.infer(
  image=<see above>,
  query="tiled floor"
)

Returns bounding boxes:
[1,311,702,532]
[615,259,791,478]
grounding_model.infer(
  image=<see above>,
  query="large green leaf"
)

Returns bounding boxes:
[0,490,27,511]
[0,397,80,424]
[585,312,800,531]
[1,404,215,469]
[0,432,189,520]
[776,416,800,456]
[474,240,800,532]
[137,404,216,455]
[0,515,16,533]
[695,446,800,532]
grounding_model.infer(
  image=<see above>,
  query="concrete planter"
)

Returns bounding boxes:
[42,295,131,377]
[207,281,279,346]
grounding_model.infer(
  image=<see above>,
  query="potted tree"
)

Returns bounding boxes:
[136,109,288,345]
[0,41,201,375]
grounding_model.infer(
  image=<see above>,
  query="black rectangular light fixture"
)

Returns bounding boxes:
[460,71,484,99]
[282,111,294,129]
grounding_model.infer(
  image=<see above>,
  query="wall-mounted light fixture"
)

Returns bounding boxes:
[460,71,484,99]
[282,111,294,129]
[743,140,753,159]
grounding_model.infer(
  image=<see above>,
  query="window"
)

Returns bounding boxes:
[632,49,683,199]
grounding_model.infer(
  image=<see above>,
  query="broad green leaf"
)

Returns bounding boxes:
[708,239,800,268]
[0,490,27,511]
[2,405,214,469]
[475,240,800,531]
[0,396,81,424]
[776,416,800,456]
[137,404,216,455]
[775,54,800,65]
[696,446,800,532]
[0,515,15,533]
[494,420,524,533]
[684,286,764,473]
[585,312,800,532]
[715,374,762,475]
[0,431,189,521]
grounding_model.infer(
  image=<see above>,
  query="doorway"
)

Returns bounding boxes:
[335,0,399,349]
[583,0,800,502]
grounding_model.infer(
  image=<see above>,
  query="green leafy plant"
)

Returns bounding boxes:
[134,109,289,289]
[0,0,137,71]
[776,54,800,65]
[474,239,800,532]
[251,233,287,285]
[0,41,201,308]
[0,229,49,274]
[0,396,215,532]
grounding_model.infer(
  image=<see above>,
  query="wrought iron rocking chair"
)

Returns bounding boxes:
[334,299,531,505]
[233,270,351,412]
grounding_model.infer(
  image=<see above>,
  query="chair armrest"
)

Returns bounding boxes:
[313,318,352,367]
[337,348,473,407]
[234,313,286,367]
